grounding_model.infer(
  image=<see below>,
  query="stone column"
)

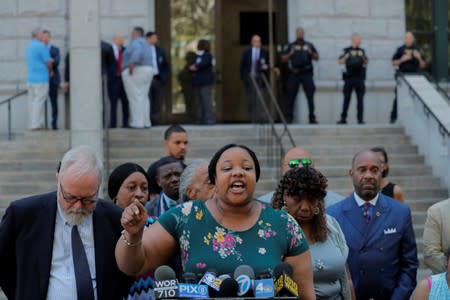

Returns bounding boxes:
[69,0,103,158]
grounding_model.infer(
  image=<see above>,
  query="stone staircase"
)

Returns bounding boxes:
[0,125,447,293]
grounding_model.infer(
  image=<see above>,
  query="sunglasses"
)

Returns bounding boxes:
[288,158,313,169]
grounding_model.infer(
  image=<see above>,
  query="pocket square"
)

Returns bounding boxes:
[384,228,397,235]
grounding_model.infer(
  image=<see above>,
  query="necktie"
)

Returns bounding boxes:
[72,226,95,300]
[363,202,371,223]
[117,48,122,75]
[252,48,259,74]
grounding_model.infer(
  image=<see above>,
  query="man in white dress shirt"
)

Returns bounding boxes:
[0,146,134,299]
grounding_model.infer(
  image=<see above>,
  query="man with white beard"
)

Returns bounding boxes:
[0,146,134,300]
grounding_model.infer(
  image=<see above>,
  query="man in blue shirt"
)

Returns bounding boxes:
[26,28,53,130]
[122,26,155,128]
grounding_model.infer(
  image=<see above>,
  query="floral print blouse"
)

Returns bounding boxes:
[158,200,309,275]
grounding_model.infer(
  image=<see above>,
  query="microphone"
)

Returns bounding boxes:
[199,270,222,297]
[217,277,239,297]
[182,272,197,284]
[177,272,209,298]
[273,262,298,297]
[233,265,255,297]
[254,269,275,298]
[153,265,179,299]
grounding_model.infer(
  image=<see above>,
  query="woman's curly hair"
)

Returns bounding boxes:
[272,166,329,242]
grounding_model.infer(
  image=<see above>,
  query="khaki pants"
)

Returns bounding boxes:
[28,83,49,129]
[122,66,154,128]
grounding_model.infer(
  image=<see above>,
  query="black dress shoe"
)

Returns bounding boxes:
[358,121,365,125]
[337,120,347,124]
[309,120,319,124]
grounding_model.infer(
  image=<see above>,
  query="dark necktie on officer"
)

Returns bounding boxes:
[72,225,95,300]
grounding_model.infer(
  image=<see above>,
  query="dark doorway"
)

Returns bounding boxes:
[155,0,287,123]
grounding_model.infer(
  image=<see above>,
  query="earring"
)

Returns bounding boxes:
[282,199,288,211]
[313,207,320,215]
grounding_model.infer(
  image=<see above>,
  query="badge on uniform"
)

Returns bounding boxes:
[358,50,363,56]
[294,45,301,51]
[303,45,309,51]
[351,50,357,56]
[158,56,163,63]
[260,58,266,64]
[196,57,202,64]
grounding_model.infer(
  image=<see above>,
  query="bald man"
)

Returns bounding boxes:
[258,147,344,205]
[108,33,129,128]
[327,150,418,299]
[390,32,426,123]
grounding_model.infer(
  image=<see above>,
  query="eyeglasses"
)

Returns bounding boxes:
[59,183,98,205]
[288,158,313,169]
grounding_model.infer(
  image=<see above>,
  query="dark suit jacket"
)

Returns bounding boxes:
[145,193,177,218]
[155,46,169,85]
[101,41,115,76]
[0,192,134,300]
[327,193,418,300]
[240,47,269,80]
[49,45,60,86]
[191,52,214,87]
[108,45,125,81]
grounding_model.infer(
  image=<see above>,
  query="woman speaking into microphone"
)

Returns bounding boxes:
[115,144,315,299]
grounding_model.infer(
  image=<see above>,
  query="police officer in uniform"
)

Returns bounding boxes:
[337,33,368,125]
[281,27,319,124]
[390,31,426,123]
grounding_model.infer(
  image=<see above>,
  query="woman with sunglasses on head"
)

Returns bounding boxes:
[272,166,355,300]
[116,144,316,300]
[371,147,405,202]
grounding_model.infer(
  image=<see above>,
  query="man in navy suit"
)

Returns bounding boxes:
[108,33,129,128]
[42,30,60,130]
[146,32,169,126]
[327,150,418,300]
[240,34,269,122]
[0,146,134,299]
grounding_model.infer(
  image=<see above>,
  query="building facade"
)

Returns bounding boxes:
[0,0,443,130]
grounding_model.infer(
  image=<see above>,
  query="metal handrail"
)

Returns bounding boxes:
[0,90,28,140]
[249,73,296,178]
[398,73,450,137]
[422,72,450,104]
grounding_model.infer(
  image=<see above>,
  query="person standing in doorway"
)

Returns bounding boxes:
[240,34,269,123]
[337,33,368,125]
[281,27,319,124]
[390,32,426,123]
[146,31,169,126]
[189,40,215,125]
[26,28,53,130]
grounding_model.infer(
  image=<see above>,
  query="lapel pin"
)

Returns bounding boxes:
[376,211,381,217]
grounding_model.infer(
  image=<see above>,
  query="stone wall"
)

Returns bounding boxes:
[0,0,153,130]
[287,0,405,85]
[287,0,405,123]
